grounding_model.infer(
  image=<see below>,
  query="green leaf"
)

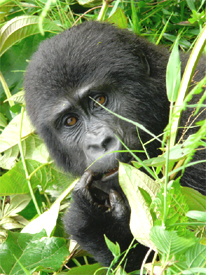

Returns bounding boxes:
[163,33,191,48]
[22,201,60,237]
[13,255,31,275]
[153,180,189,231]
[104,235,121,258]
[107,8,127,29]
[0,160,48,195]
[0,113,7,128]
[115,266,128,275]
[0,112,34,154]
[119,163,160,249]
[0,34,52,97]
[166,37,181,102]
[186,0,196,12]
[63,263,105,274]
[0,159,74,196]
[76,0,102,7]
[2,194,31,217]
[186,242,206,269]
[0,15,62,57]
[182,187,206,211]
[186,210,206,222]
[4,90,25,104]
[0,230,69,275]
[0,144,19,170]
[150,226,197,256]
[182,268,206,274]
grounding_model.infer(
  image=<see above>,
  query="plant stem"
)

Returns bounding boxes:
[170,24,206,148]
[0,71,14,107]
[18,106,41,215]
[98,0,111,21]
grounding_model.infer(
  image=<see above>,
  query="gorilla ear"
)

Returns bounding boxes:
[140,50,150,75]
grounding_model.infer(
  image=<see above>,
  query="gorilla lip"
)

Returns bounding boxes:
[102,167,119,181]
[92,167,118,182]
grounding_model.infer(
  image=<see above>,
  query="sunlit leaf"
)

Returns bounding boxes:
[107,8,127,29]
[119,163,160,249]
[186,210,206,222]
[22,202,60,237]
[0,230,69,274]
[0,112,34,154]
[150,226,197,256]
[0,15,62,57]
[166,37,181,102]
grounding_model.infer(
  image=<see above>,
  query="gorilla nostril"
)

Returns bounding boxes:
[102,137,114,151]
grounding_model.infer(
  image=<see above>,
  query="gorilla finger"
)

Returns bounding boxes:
[74,170,93,202]
[108,189,128,218]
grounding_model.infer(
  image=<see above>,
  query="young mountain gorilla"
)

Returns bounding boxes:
[24,21,206,271]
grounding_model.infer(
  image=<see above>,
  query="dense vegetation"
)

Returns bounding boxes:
[0,1,206,274]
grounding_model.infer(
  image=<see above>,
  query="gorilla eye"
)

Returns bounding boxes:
[93,96,106,108]
[65,116,77,126]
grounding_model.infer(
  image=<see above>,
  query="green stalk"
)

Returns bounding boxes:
[97,0,110,21]
[18,106,41,215]
[170,24,206,149]
[0,71,14,107]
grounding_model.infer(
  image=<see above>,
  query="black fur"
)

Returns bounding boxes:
[24,21,206,271]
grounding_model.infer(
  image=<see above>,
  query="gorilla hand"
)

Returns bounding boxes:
[64,170,132,266]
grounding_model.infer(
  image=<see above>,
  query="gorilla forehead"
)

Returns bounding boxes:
[25,22,146,97]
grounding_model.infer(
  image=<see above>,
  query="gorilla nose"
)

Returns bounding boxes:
[85,131,121,159]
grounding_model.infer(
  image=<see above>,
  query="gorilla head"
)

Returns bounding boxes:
[24,21,205,271]
[24,21,169,177]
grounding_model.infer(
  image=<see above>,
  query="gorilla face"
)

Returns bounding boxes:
[48,83,135,175]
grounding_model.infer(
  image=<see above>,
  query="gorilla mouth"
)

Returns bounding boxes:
[89,167,119,209]
[102,167,119,180]
[92,166,119,182]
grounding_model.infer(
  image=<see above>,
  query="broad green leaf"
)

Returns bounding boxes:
[150,226,197,256]
[163,33,191,48]
[185,242,206,269]
[166,37,181,102]
[0,230,69,275]
[107,8,127,29]
[182,187,206,211]
[186,0,196,11]
[119,163,160,249]
[186,210,206,222]
[4,90,25,104]
[22,201,60,237]
[2,194,31,217]
[0,135,49,170]
[0,34,52,97]
[13,256,31,275]
[60,263,105,275]
[0,145,19,169]
[133,157,166,168]
[0,112,7,127]
[77,0,102,7]
[0,160,48,195]
[0,216,29,231]
[154,180,189,230]
[104,235,121,258]
[0,112,34,154]
[133,143,191,168]
[115,266,128,275]
[0,159,73,196]
[182,268,206,274]
[0,15,62,57]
